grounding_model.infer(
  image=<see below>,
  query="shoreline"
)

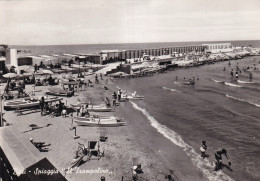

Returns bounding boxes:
[1,73,210,181]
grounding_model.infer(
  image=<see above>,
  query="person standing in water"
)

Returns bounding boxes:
[249,72,253,80]
[235,71,238,78]
[200,140,207,158]
[214,148,231,170]
[230,70,234,77]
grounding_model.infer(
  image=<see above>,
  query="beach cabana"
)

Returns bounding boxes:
[0,127,67,181]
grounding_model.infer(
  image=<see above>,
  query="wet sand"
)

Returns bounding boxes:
[2,75,207,181]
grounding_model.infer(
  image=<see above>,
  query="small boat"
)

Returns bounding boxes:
[87,105,114,112]
[70,103,114,112]
[75,116,120,121]
[46,87,74,97]
[4,96,63,110]
[121,91,144,100]
[74,117,125,127]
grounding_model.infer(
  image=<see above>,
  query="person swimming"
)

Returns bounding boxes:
[214,148,231,170]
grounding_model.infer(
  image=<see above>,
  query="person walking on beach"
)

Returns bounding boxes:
[34,64,38,73]
[39,96,45,116]
[117,89,122,102]
[235,71,238,78]
[200,140,207,158]
[112,92,117,106]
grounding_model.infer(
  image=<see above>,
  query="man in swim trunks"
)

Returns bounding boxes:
[215,149,228,163]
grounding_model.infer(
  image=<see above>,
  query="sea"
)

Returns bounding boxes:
[11,40,260,181]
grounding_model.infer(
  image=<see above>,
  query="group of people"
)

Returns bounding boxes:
[78,104,90,117]
[200,140,231,171]
[39,97,66,116]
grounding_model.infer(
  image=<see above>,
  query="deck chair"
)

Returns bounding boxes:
[132,157,143,180]
[88,141,99,158]
[99,128,108,142]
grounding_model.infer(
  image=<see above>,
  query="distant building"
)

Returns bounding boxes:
[203,43,233,53]
[5,48,18,67]
[101,45,206,61]
[100,50,124,64]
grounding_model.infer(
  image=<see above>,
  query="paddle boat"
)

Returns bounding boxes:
[3,96,63,110]
[121,91,144,101]
[74,117,125,127]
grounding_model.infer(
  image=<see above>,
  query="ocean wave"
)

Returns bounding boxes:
[211,79,224,83]
[162,86,181,92]
[224,82,242,88]
[237,80,255,84]
[130,101,234,181]
[226,95,260,107]
[174,81,182,86]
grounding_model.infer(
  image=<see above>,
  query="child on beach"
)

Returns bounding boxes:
[200,140,207,158]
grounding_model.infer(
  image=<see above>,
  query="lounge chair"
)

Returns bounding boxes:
[78,141,104,160]
[132,157,143,180]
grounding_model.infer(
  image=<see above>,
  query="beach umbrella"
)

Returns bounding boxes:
[3,73,18,78]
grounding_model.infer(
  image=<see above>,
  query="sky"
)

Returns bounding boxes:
[0,0,260,45]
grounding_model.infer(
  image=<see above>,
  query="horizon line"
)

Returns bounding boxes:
[5,39,260,47]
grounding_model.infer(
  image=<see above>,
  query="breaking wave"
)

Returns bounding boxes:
[224,82,242,88]
[162,86,181,92]
[130,101,234,181]
[174,81,182,86]
[211,79,224,83]
[237,80,255,84]
[226,95,260,107]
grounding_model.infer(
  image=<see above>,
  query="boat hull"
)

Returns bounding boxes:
[4,97,63,110]
[121,95,144,100]
[74,119,125,127]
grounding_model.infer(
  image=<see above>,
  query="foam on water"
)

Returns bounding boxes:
[174,81,182,86]
[226,94,260,107]
[237,80,255,84]
[211,79,224,83]
[224,82,242,88]
[162,86,181,92]
[130,101,235,181]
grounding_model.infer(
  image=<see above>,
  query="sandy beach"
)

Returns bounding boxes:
[1,74,207,181]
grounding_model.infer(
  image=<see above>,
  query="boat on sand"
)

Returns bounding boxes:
[46,87,74,97]
[74,116,125,127]
[4,96,63,110]
[70,103,114,112]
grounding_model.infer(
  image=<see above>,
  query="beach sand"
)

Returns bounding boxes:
[1,75,207,181]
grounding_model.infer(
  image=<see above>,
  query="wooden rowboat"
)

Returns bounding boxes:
[74,117,125,127]
[4,97,63,110]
